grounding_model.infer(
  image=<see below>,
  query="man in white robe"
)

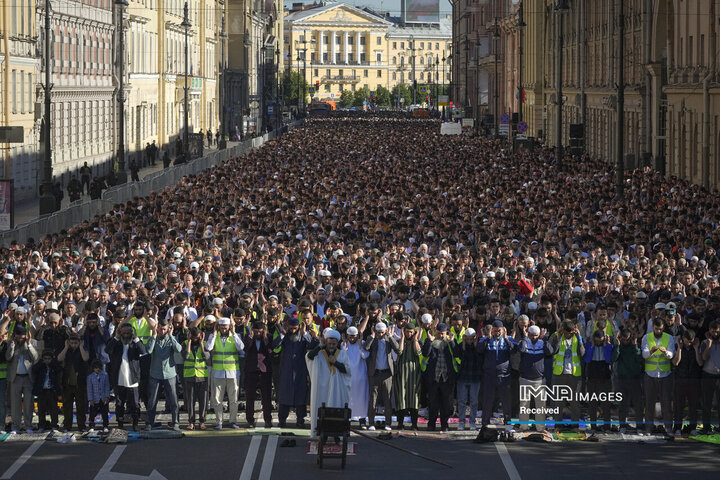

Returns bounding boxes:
[344,326,369,425]
[306,328,352,436]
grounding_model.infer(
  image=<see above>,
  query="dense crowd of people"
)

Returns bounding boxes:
[1,117,720,439]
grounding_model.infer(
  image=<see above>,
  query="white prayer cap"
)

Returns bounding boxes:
[205,315,217,323]
[324,328,341,340]
[347,326,359,336]
[375,322,387,332]
[217,317,231,325]
[464,328,476,337]
[421,313,433,324]
[528,325,541,335]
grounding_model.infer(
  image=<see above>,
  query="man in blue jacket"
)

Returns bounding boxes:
[518,325,554,431]
[583,330,614,431]
[477,319,519,431]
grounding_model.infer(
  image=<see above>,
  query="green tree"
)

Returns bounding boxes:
[375,85,392,106]
[391,84,412,108]
[281,70,308,107]
[339,90,354,108]
[353,87,370,107]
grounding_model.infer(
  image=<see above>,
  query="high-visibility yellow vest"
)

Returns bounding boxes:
[595,321,613,337]
[212,334,240,372]
[451,326,466,340]
[129,316,152,344]
[271,315,286,354]
[0,341,6,380]
[447,341,460,373]
[419,327,432,372]
[553,335,581,376]
[183,341,208,379]
[645,333,671,372]
[7,321,28,335]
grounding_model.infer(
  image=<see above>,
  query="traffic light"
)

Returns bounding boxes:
[372,96,376,103]
[316,81,320,90]
[426,95,429,102]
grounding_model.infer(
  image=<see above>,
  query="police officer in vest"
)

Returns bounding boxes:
[477,319,519,432]
[642,316,675,436]
[183,327,210,430]
[548,320,585,430]
[205,317,244,429]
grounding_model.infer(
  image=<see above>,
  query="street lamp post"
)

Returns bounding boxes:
[493,18,500,136]
[410,35,416,105]
[219,15,227,145]
[475,36,481,131]
[441,53,446,119]
[615,0,624,198]
[39,0,56,214]
[555,0,569,166]
[464,38,469,111]
[113,0,129,185]
[276,45,281,129]
[182,1,191,161]
[517,1,526,124]
[296,52,301,113]
[435,54,439,111]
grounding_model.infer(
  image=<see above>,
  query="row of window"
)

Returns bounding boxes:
[309,68,439,82]
[9,70,33,115]
[297,34,371,46]
[9,0,33,37]
[289,35,450,53]
[52,25,112,77]
[392,41,447,51]
[52,100,112,152]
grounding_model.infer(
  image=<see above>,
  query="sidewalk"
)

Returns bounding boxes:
[13,143,227,227]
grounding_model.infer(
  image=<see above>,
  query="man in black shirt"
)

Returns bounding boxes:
[35,313,70,357]
[672,330,702,435]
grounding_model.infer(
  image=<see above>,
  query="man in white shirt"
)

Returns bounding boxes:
[205,317,244,429]
[107,323,146,431]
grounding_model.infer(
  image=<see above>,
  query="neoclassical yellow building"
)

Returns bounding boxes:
[284,2,451,101]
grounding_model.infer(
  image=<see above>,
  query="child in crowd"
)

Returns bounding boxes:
[32,350,62,431]
[86,360,111,432]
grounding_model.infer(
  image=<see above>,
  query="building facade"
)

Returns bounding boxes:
[43,0,116,186]
[1,0,40,201]
[227,0,283,136]
[124,0,224,163]
[284,2,451,102]
[2,0,234,206]
[453,0,720,190]
[664,0,719,188]
[452,0,507,128]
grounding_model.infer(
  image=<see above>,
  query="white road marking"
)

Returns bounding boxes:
[95,446,127,478]
[239,435,262,480]
[258,435,278,480]
[1,440,44,479]
[94,446,167,480]
[495,442,522,480]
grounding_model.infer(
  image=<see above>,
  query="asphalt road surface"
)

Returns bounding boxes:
[1,433,719,480]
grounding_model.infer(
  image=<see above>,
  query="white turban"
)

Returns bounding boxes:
[324,328,341,340]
